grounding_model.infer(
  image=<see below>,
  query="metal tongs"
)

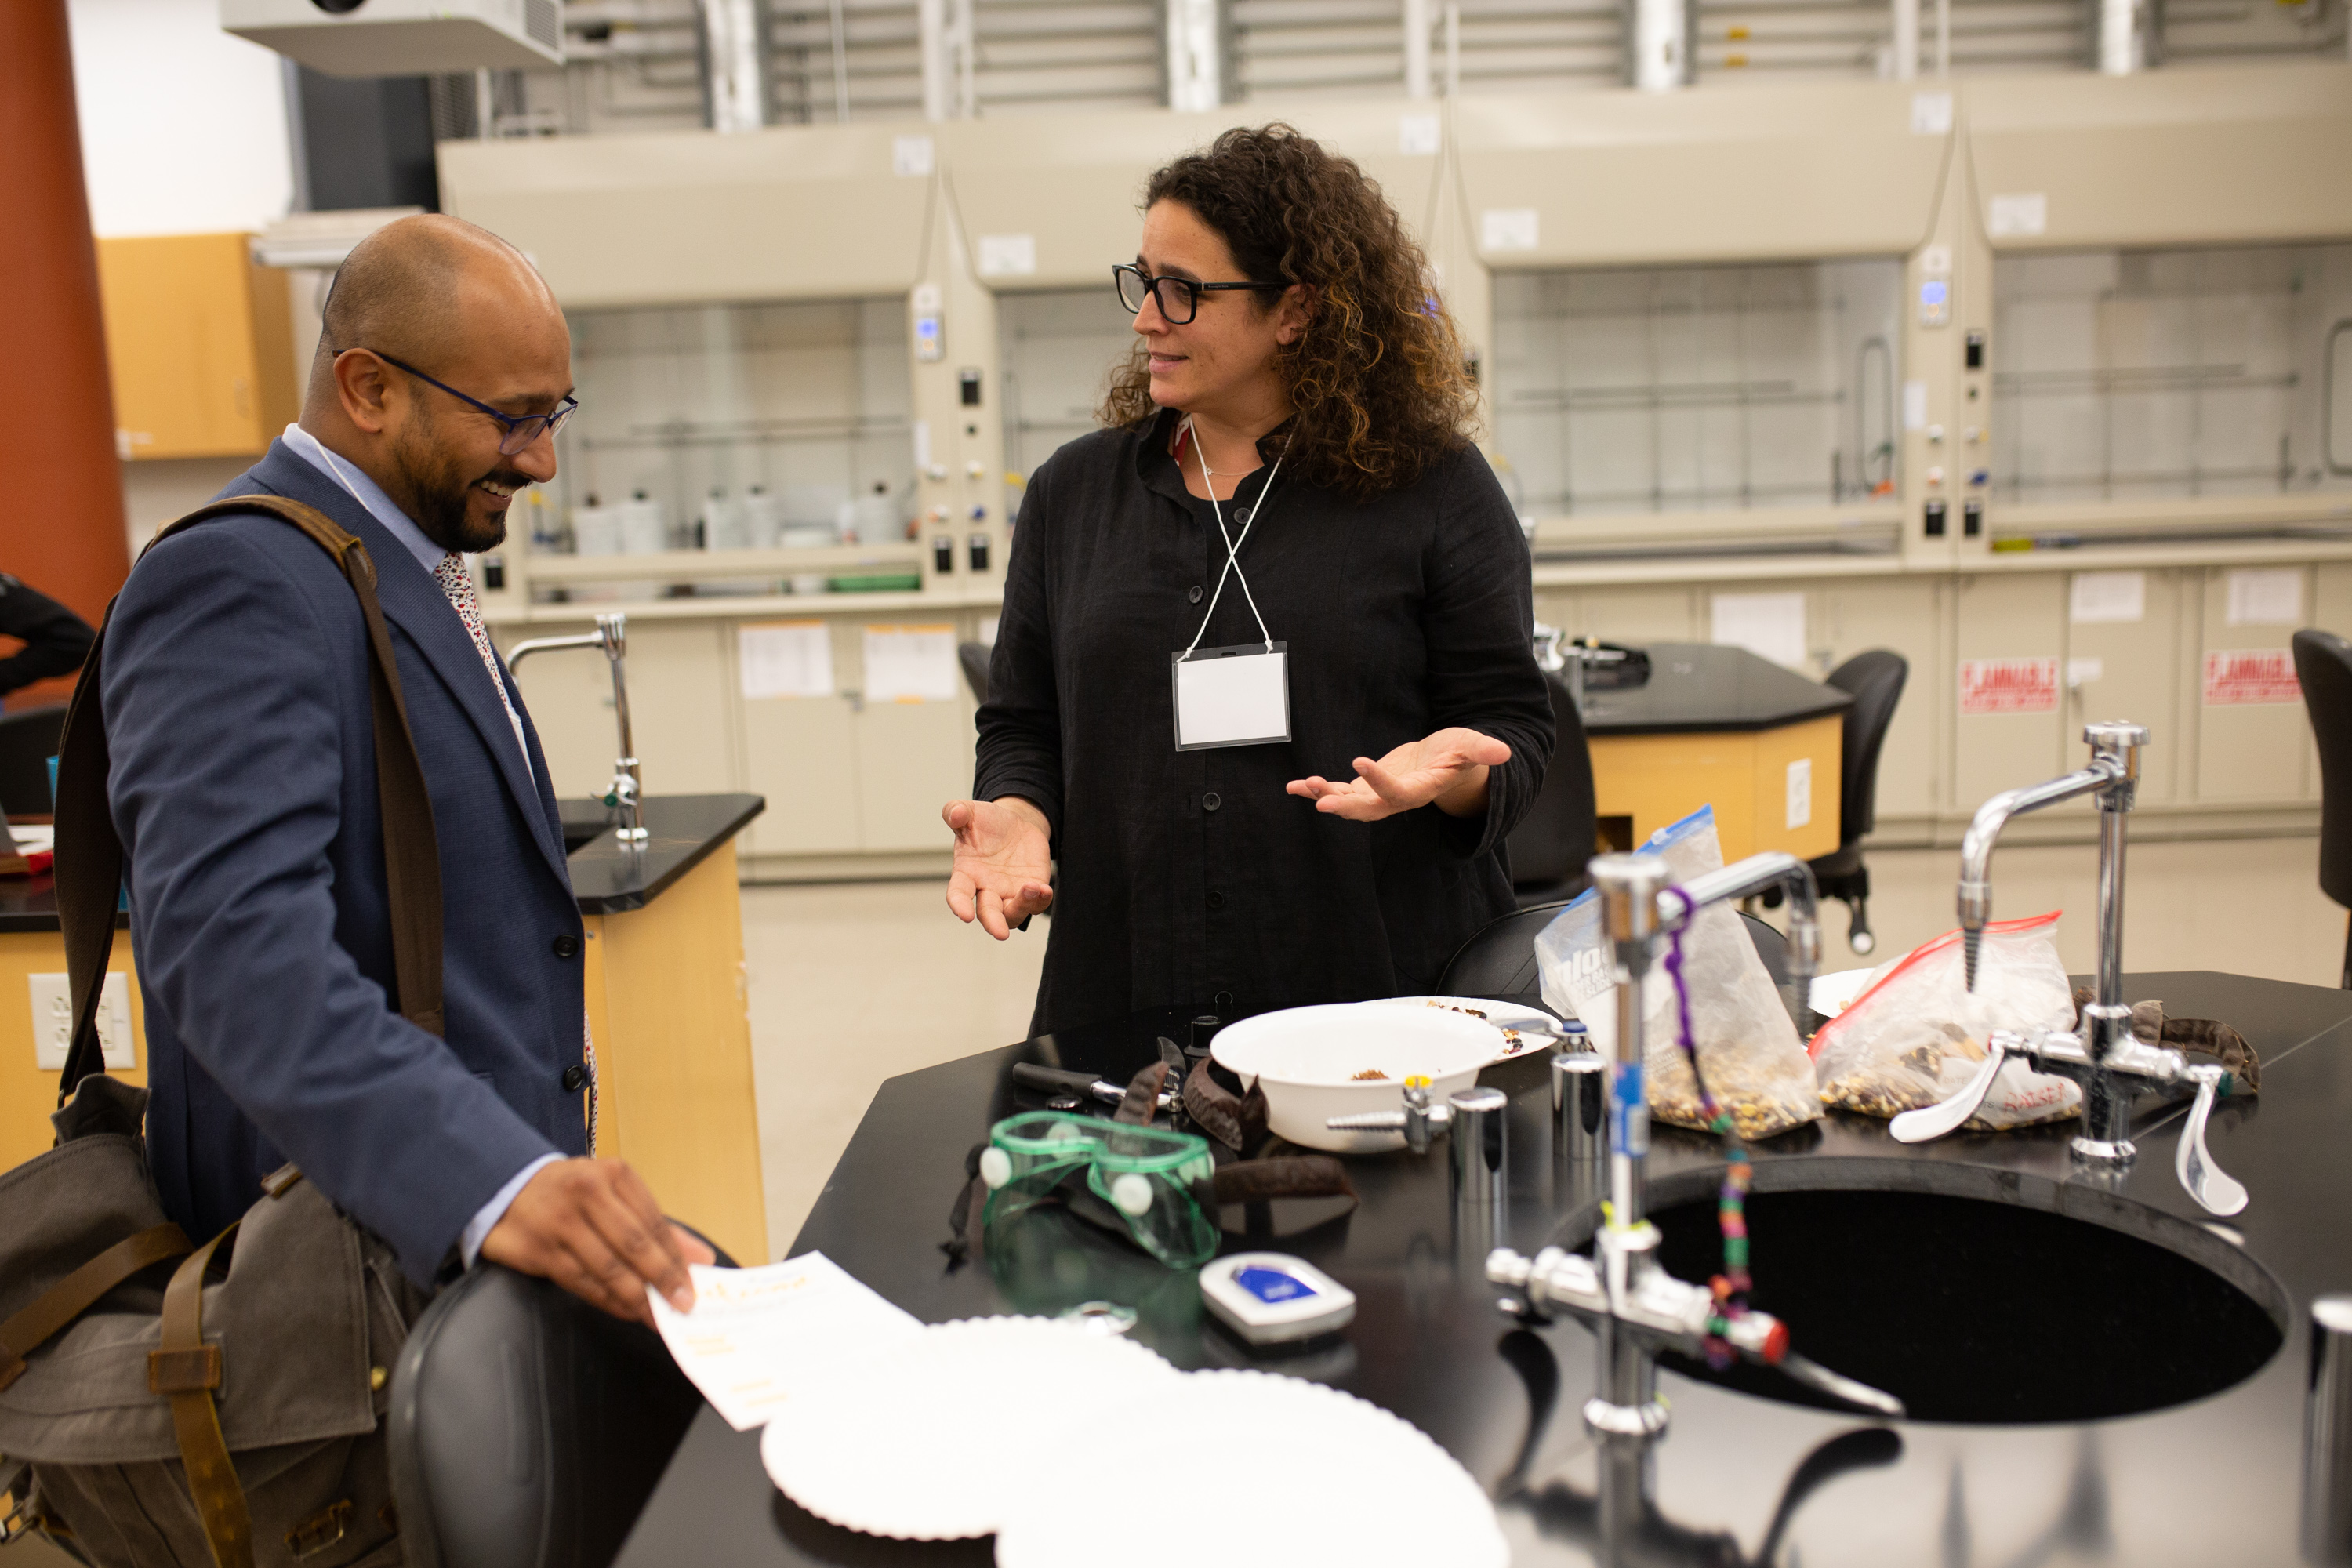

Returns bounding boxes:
[1889,1028,2247,1216]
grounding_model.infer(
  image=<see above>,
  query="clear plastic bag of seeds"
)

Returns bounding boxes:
[1808,913,2081,1129]
[1534,807,1821,1141]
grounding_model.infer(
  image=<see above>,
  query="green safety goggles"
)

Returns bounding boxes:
[979,1111,1220,1269]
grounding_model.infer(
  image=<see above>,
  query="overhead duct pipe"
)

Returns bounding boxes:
[1404,0,1432,98]
[699,0,767,130]
[2099,0,2141,72]
[1631,0,1688,88]
[1893,0,1919,77]
[1164,0,1228,111]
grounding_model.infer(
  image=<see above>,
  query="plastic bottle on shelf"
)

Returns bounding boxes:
[571,492,622,556]
[619,490,667,554]
[851,481,897,547]
[704,485,747,551]
[739,485,785,550]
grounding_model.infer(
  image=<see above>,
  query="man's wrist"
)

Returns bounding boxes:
[461,1152,564,1268]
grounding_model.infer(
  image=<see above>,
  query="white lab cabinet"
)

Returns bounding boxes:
[2194,565,2316,804]
[1806,578,1947,822]
[1951,574,2069,810]
[2060,569,2184,807]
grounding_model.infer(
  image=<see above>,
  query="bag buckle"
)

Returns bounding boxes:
[1,1457,38,1544]
[146,1345,222,1395]
[286,1498,352,1559]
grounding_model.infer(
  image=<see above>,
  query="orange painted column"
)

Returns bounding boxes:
[0,0,129,706]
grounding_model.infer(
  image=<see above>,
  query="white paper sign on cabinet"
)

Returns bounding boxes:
[2069,572,2144,625]
[1711,592,1808,670]
[865,625,959,702]
[2225,568,2302,627]
[739,622,834,699]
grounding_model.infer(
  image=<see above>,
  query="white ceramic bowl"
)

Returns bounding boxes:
[1209,1003,1502,1153]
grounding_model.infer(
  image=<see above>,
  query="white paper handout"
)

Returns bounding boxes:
[863,624,959,702]
[739,622,834,699]
[648,1252,923,1431]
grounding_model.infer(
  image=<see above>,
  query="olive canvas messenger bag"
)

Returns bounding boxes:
[0,495,451,1567]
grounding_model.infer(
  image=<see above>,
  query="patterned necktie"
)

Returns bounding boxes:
[431,554,532,771]
[429,552,599,1152]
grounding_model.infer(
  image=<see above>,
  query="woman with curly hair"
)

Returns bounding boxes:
[942,122,1553,1034]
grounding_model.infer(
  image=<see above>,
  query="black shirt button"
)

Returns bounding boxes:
[1203,792,1221,812]
[1234,506,1251,524]
[1207,891,1226,909]
[551,935,580,959]
[562,1064,588,1092]
[1188,584,1203,604]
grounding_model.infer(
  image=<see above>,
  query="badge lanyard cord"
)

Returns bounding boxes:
[1179,415,1287,660]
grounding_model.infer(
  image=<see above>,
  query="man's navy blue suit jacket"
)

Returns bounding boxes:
[103,441,589,1286]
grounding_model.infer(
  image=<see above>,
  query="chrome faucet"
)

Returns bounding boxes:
[1490,851,1901,1438]
[1889,722,2248,1214]
[1889,1028,2245,1215]
[506,612,648,849]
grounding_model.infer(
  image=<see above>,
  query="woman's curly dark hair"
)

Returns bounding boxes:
[1098,123,1479,502]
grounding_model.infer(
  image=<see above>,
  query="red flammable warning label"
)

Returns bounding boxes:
[1959,658,2059,716]
[2203,648,2301,706]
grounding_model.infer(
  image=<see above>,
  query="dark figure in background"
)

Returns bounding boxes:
[0,573,96,704]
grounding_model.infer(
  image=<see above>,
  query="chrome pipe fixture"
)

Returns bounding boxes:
[2306,1295,2352,1564]
[1490,851,1900,1439]
[505,612,648,849]
[1888,1025,2247,1215]
[1900,721,2248,1207]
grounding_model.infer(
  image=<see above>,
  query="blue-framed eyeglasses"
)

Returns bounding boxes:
[370,350,579,455]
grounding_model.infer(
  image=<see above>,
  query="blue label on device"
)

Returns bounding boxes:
[1234,1266,1316,1304]
[1612,1061,1648,1156]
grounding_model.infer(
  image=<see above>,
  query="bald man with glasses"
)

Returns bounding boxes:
[100,213,711,1323]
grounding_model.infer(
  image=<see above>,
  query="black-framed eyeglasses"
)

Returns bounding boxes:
[370,350,579,455]
[1113,263,1283,325]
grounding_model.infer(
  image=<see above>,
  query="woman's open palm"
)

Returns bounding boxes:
[1285,728,1510,822]
[943,797,1054,938]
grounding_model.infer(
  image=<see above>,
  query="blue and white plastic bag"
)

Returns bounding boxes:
[1533,807,1822,1139]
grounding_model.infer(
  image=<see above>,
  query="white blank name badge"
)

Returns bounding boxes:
[1173,643,1291,750]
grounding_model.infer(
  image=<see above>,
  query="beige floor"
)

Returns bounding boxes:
[742,832,2347,1258]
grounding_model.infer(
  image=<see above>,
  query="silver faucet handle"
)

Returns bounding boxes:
[1327,1080,1449,1152]
[1889,1033,2019,1143]
[2176,1063,2249,1217]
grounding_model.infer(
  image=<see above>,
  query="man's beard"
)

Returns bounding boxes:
[390,413,527,555]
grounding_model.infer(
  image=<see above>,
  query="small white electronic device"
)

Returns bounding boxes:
[1200,1253,1356,1345]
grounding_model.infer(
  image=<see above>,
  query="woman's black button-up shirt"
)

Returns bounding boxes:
[975,409,1554,1036]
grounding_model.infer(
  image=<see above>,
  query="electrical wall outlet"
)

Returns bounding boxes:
[29,972,136,1071]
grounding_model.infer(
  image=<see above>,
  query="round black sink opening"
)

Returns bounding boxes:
[1563,1178,2286,1425]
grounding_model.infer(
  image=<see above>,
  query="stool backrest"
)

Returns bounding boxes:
[1504,670,1597,891]
[958,641,992,706]
[0,702,67,818]
[1825,651,1908,848]
[388,1264,704,1568]
[2294,629,2352,909]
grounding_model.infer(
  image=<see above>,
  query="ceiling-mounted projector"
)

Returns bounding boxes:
[220,0,564,77]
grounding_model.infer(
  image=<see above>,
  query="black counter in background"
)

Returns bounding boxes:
[561,793,764,914]
[1578,641,1852,735]
[0,793,763,932]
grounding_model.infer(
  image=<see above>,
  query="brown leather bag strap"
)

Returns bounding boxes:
[0,1223,191,1395]
[148,1225,252,1568]
[52,492,447,1102]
